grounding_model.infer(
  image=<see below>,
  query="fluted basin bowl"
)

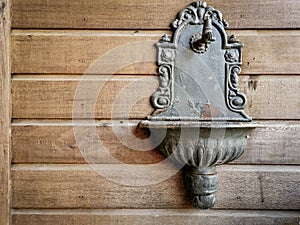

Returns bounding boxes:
[139,120,256,209]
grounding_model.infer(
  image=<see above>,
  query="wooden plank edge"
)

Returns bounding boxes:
[11,164,300,173]
[11,74,300,79]
[11,119,300,127]
[11,29,170,36]
[12,208,300,217]
[11,74,157,80]
[11,29,300,36]
[11,209,300,224]
[0,0,11,225]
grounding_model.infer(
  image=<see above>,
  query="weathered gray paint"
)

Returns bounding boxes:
[140,1,255,209]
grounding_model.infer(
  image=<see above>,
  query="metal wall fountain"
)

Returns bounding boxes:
[139,1,256,209]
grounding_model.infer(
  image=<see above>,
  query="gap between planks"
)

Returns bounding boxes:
[11,74,157,81]
[11,119,300,126]
[11,164,300,173]
[11,208,300,217]
[11,29,300,36]
[11,29,169,36]
[11,209,300,225]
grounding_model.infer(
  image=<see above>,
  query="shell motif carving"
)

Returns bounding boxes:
[171,1,227,29]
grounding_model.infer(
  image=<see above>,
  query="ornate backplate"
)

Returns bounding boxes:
[149,1,251,122]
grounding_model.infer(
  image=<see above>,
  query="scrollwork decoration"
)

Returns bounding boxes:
[225,48,248,115]
[151,64,173,109]
[227,65,247,109]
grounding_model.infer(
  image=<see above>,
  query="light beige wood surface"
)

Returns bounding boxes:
[11,30,300,75]
[12,75,157,119]
[6,0,300,225]
[11,0,300,29]
[11,120,300,165]
[9,0,300,223]
[12,209,300,225]
[0,0,11,224]
[12,164,300,210]
[11,75,300,119]
[11,30,159,75]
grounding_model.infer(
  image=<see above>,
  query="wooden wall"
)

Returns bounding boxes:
[10,0,300,224]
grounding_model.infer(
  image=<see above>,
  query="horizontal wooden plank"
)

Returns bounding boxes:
[11,0,300,29]
[12,120,300,165]
[240,75,300,119]
[12,75,158,119]
[12,164,300,209]
[11,30,159,75]
[11,30,300,75]
[12,120,164,164]
[12,75,300,119]
[12,209,300,225]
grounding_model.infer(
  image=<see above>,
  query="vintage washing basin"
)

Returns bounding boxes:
[139,1,256,209]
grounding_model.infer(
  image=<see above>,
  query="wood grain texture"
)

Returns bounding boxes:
[11,75,158,119]
[11,75,300,119]
[11,30,300,75]
[12,120,164,164]
[11,30,159,75]
[12,120,300,165]
[12,209,300,225]
[10,0,300,221]
[11,0,300,29]
[11,164,300,210]
[0,0,10,224]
